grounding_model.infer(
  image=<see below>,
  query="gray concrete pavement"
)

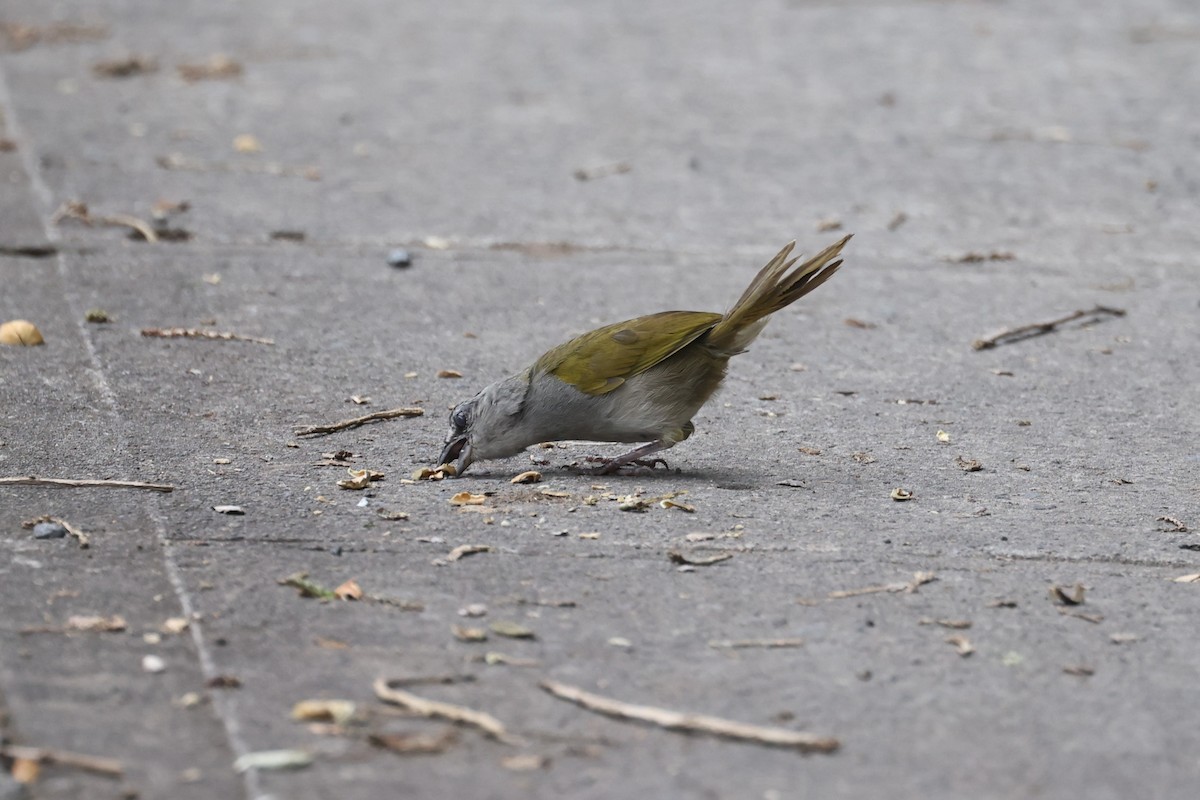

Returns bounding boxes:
[2,1,1198,798]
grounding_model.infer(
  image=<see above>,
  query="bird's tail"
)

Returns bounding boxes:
[706,234,850,355]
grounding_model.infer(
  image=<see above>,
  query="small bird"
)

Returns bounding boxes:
[439,235,850,475]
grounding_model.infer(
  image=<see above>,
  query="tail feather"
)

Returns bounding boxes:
[707,235,850,354]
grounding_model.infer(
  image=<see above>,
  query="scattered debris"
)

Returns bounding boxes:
[573,161,632,181]
[1172,573,1200,584]
[660,497,695,512]
[0,22,110,51]
[482,652,540,667]
[946,251,1015,263]
[945,635,974,657]
[843,318,876,329]
[890,488,914,501]
[851,452,877,464]
[1058,608,1103,624]
[51,200,158,242]
[291,699,357,724]
[489,621,536,639]
[1109,632,1139,645]
[667,551,733,567]
[162,617,190,634]
[233,750,312,773]
[0,319,44,345]
[411,463,456,481]
[816,218,843,232]
[376,509,410,521]
[449,493,488,507]
[956,456,983,472]
[0,745,123,778]
[1157,515,1189,533]
[987,599,1018,608]
[501,753,548,771]
[452,624,488,642]
[141,326,274,345]
[294,406,423,437]
[157,152,319,180]
[85,308,111,323]
[707,638,805,650]
[936,430,951,444]
[207,675,241,689]
[22,515,89,547]
[511,470,542,484]
[177,54,243,82]
[336,468,384,490]
[0,475,173,492]
[539,679,839,753]
[212,505,245,515]
[1049,584,1085,605]
[369,729,458,755]
[828,571,936,599]
[972,305,1126,350]
[436,369,464,379]
[1063,664,1095,677]
[92,55,158,78]
[373,677,522,745]
[886,211,908,231]
[446,544,491,561]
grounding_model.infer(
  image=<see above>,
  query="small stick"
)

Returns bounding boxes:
[21,514,90,548]
[540,679,839,753]
[708,638,805,649]
[141,327,275,345]
[828,571,936,599]
[372,677,522,746]
[0,475,173,493]
[294,407,424,437]
[0,745,123,777]
[972,305,1125,350]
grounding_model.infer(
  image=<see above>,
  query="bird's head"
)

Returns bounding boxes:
[438,374,531,475]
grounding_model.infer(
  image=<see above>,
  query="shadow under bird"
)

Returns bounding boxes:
[440,235,851,475]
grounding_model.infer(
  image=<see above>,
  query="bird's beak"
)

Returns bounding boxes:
[439,436,474,476]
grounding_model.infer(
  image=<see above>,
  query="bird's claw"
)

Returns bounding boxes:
[580,455,671,475]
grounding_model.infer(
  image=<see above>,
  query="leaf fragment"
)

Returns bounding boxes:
[449,492,487,506]
[510,470,542,484]
[291,699,357,724]
[233,749,312,773]
[489,621,536,639]
[1049,583,1085,605]
[334,579,363,601]
[890,487,914,501]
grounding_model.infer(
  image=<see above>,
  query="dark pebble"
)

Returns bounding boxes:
[33,521,68,539]
[387,248,412,268]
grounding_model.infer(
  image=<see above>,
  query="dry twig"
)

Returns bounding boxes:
[539,679,839,753]
[828,571,936,599]
[972,305,1125,350]
[294,407,424,437]
[0,475,173,493]
[51,200,158,242]
[373,677,521,745]
[0,745,123,777]
[141,327,275,345]
[708,638,805,650]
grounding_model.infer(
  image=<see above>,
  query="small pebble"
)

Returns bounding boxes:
[142,654,166,673]
[33,521,68,539]
[386,248,412,268]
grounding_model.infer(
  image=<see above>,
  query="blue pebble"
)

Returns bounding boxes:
[387,248,412,268]
[33,521,68,539]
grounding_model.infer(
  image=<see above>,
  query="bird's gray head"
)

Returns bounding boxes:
[438,374,531,475]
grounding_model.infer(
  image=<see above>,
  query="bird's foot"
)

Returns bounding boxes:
[579,455,671,475]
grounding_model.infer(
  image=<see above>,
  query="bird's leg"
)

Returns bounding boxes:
[586,441,673,475]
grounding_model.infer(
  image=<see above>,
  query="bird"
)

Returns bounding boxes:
[439,235,850,475]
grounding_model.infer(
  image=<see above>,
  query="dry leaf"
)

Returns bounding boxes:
[956,456,983,472]
[436,369,464,379]
[798,446,822,455]
[851,452,876,464]
[1049,584,1085,605]
[291,699,356,724]
[449,492,487,506]
[510,470,542,484]
[0,320,45,346]
[66,614,127,632]
[660,498,695,512]
[890,488,914,501]
[936,430,951,443]
[369,729,457,755]
[617,495,652,512]
[489,621,536,639]
[334,579,363,601]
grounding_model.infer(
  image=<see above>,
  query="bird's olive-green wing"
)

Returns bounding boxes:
[535,310,722,396]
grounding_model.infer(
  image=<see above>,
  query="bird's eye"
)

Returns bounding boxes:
[451,407,469,430]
